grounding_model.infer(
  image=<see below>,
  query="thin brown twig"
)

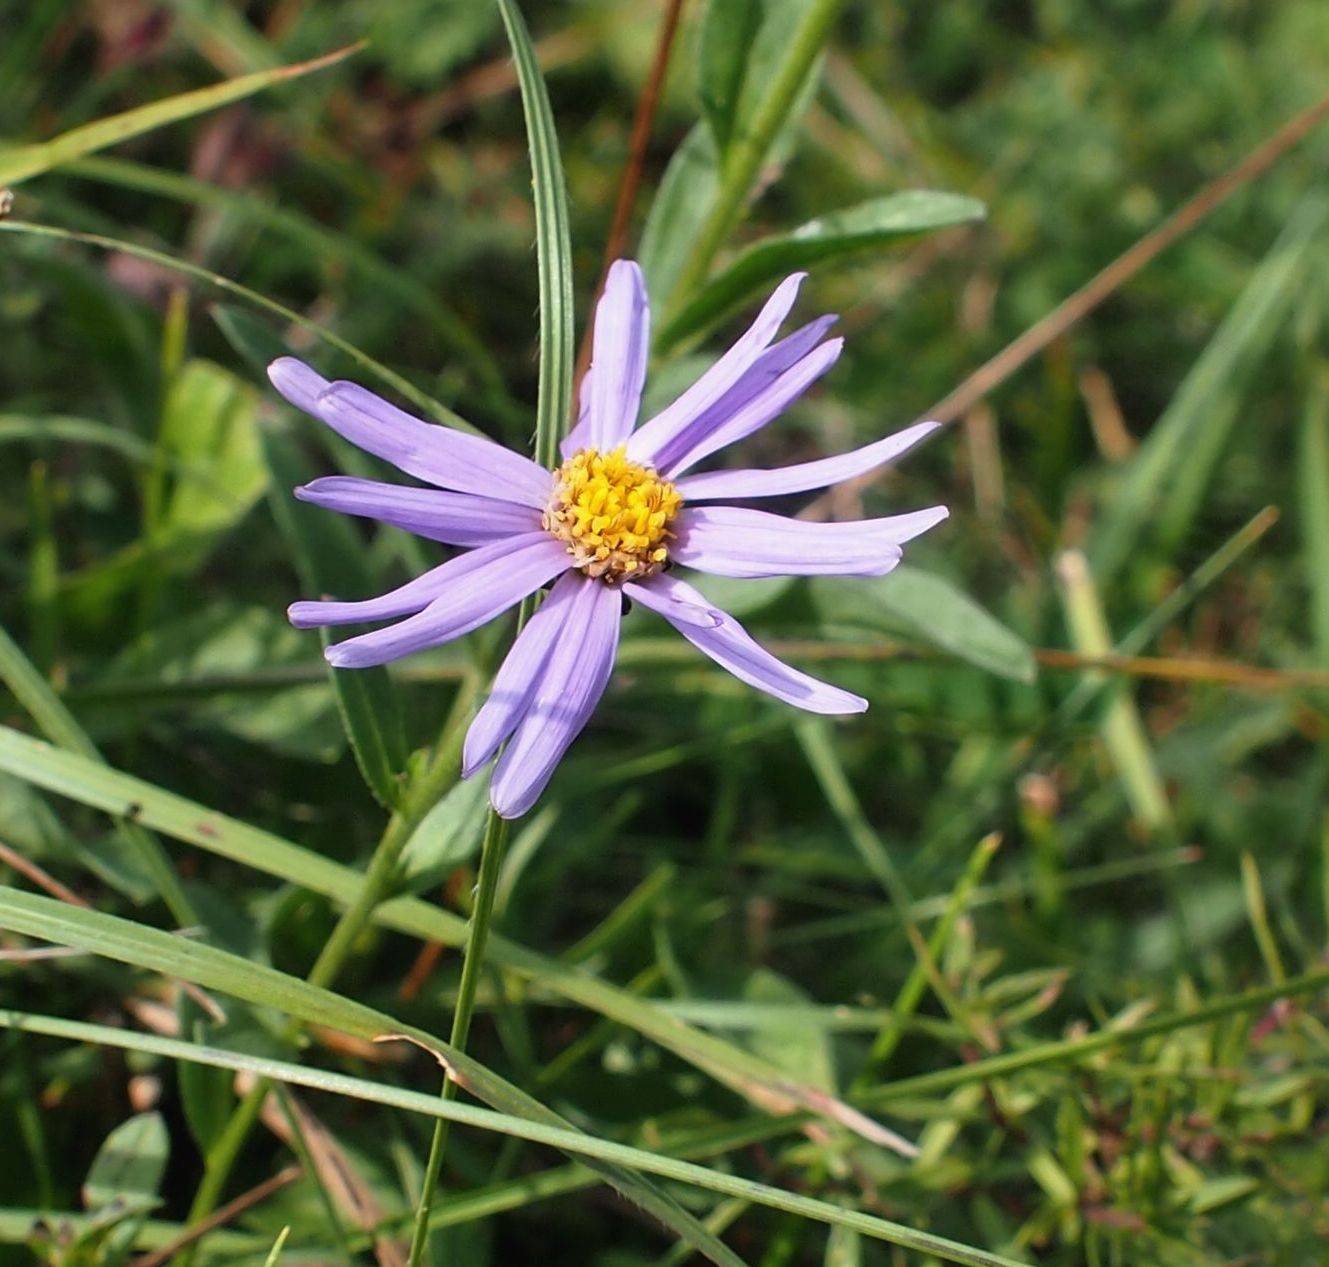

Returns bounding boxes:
[803,87,1329,517]
[760,639,1329,692]
[132,1164,302,1267]
[574,0,688,396]
[0,839,89,908]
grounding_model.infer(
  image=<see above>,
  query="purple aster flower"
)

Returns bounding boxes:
[269,262,946,818]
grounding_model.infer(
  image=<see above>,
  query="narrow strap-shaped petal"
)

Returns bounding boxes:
[647,317,839,476]
[659,336,843,477]
[627,273,807,466]
[489,578,622,818]
[289,559,460,629]
[295,477,541,546]
[462,571,582,777]
[587,261,650,451]
[318,534,570,667]
[672,504,948,578]
[636,573,866,714]
[621,578,722,628]
[675,421,942,501]
[316,382,552,508]
[269,357,331,414]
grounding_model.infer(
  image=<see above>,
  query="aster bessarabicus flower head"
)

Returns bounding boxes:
[269,262,946,818]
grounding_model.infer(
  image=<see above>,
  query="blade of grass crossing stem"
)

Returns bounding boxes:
[0,221,473,433]
[496,0,574,465]
[0,624,195,926]
[0,45,362,186]
[1055,551,1171,833]
[0,891,750,1267]
[0,726,860,1120]
[1088,196,1326,581]
[1300,370,1329,664]
[0,1007,1033,1267]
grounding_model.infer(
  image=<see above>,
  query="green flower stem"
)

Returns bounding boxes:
[663,0,848,322]
[177,672,482,1265]
[406,805,511,1267]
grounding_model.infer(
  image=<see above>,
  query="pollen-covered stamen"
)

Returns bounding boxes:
[543,446,682,582]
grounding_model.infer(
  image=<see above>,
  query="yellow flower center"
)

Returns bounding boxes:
[543,446,683,583]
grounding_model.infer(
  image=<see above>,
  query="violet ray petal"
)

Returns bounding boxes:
[316,381,552,508]
[660,337,843,477]
[621,579,723,628]
[672,505,951,578]
[269,357,331,414]
[488,579,622,818]
[559,368,594,458]
[588,261,650,451]
[648,316,839,475]
[296,477,542,547]
[289,559,459,629]
[626,272,807,465]
[461,571,583,776]
[320,535,570,666]
[640,573,867,714]
[675,421,942,501]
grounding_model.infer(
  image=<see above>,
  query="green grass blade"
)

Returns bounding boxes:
[0,44,362,186]
[1088,195,1326,581]
[261,431,409,809]
[0,890,747,1267]
[1300,371,1329,664]
[0,1006,1033,1267]
[0,726,869,1135]
[0,220,473,433]
[496,0,574,469]
[0,625,196,926]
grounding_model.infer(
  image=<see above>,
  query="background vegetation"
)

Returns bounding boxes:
[1,1,1327,1264]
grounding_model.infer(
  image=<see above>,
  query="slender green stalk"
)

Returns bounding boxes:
[406,808,512,1267]
[664,0,847,319]
[178,675,480,1263]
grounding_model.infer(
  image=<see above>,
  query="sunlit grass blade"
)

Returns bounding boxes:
[0,890,748,1267]
[0,726,876,1139]
[1300,375,1329,664]
[0,625,195,926]
[0,221,475,434]
[496,0,574,467]
[0,1007,1034,1267]
[1088,195,1326,581]
[0,44,363,186]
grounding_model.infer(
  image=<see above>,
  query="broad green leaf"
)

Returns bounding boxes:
[0,44,361,186]
[158,359,267,547]
[1088,195,1326,581]
[262,430,408,806]
[82,1112,168,1211]
[0,888,747,1267]
[639,124,721,318]
[811,566,1037,683]
[699,0,764,155]
[497,0,573,469]
[0,1007,1032,1267]
[659,192,986,348]
[741,970,836,1093]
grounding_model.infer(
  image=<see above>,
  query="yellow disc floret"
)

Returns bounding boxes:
[543,446,683,583]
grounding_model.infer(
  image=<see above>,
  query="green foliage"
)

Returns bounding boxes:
[1,1,1328,1266]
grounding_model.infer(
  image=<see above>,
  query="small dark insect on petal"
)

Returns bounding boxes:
[621,593,633,617]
